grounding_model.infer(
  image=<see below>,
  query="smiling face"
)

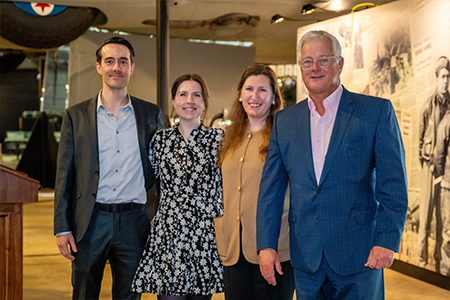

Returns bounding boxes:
[240,75,275,122]
[172,80,205,122]
[96,43,135,92]
[300,39,343,102]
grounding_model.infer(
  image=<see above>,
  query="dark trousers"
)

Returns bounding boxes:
[223,250,294,300]
[294,254,384,300]
[71,205,150,300]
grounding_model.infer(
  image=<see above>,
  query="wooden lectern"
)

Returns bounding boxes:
[0,164,39,300]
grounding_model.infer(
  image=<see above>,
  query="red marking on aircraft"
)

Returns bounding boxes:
[33,3,51,13]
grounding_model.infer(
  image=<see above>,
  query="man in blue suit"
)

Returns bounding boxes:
[256,30,408,299]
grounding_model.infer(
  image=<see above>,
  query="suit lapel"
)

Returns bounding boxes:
[84,97,99,156]
[319,88,354,185]
[296,100,317,184]
[131,97,147,157]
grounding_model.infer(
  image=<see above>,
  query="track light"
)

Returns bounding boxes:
[271,14,284,24]
[270,14,312,25]
[302,4,316,15]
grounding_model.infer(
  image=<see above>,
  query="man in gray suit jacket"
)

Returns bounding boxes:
[257,30,408,299]
[54,37,161,300]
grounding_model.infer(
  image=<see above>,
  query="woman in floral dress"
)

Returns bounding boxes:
[131,74,224,300]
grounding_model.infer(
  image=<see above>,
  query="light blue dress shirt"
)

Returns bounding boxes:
[96,92,146,204]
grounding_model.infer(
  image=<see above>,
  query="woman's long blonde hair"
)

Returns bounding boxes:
[219,64,283,165]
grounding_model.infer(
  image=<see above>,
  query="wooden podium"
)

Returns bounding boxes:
[0,164,39,300]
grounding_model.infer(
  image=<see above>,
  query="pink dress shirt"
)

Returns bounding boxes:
[308,85,343,184]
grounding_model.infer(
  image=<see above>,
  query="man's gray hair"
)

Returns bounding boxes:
[297,30,342,64]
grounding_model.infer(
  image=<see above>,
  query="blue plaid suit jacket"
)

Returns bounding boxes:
[256,87,408,276]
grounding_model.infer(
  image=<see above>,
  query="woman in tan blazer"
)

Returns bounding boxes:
[215,64,294,300]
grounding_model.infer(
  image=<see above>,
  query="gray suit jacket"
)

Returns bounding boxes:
[53,96,161,242]
[257,87,408,276]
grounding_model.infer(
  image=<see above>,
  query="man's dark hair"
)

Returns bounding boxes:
[95,36,135,64]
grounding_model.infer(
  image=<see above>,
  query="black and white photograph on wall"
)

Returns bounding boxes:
[369,26,413,98]
[425,56,450,276]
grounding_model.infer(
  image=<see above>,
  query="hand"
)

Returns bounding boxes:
[364,246,395,269]
[56,233,77,261]
[259,248,283,286]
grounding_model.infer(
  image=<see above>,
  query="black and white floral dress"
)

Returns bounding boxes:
[131,123,224,296]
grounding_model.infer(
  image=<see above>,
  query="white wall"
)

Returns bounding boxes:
[68,30,255,123]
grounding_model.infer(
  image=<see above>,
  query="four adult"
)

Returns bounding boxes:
[54,30,415,300]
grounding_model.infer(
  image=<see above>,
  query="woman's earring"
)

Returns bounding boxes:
[272,101,275,105]
[239,98,242,102]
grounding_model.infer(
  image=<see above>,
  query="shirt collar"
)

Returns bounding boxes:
[168,121,206,139]
[308,84,343,115]
[436,90,450,104]
[96,90,134,112]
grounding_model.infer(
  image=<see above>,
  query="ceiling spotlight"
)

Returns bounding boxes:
[271,14,285,24]
[302,4,316,15]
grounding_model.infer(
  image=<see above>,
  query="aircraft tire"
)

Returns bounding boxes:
[0,2,99,49]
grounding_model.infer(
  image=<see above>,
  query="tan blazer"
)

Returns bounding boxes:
[215,131,290,266]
